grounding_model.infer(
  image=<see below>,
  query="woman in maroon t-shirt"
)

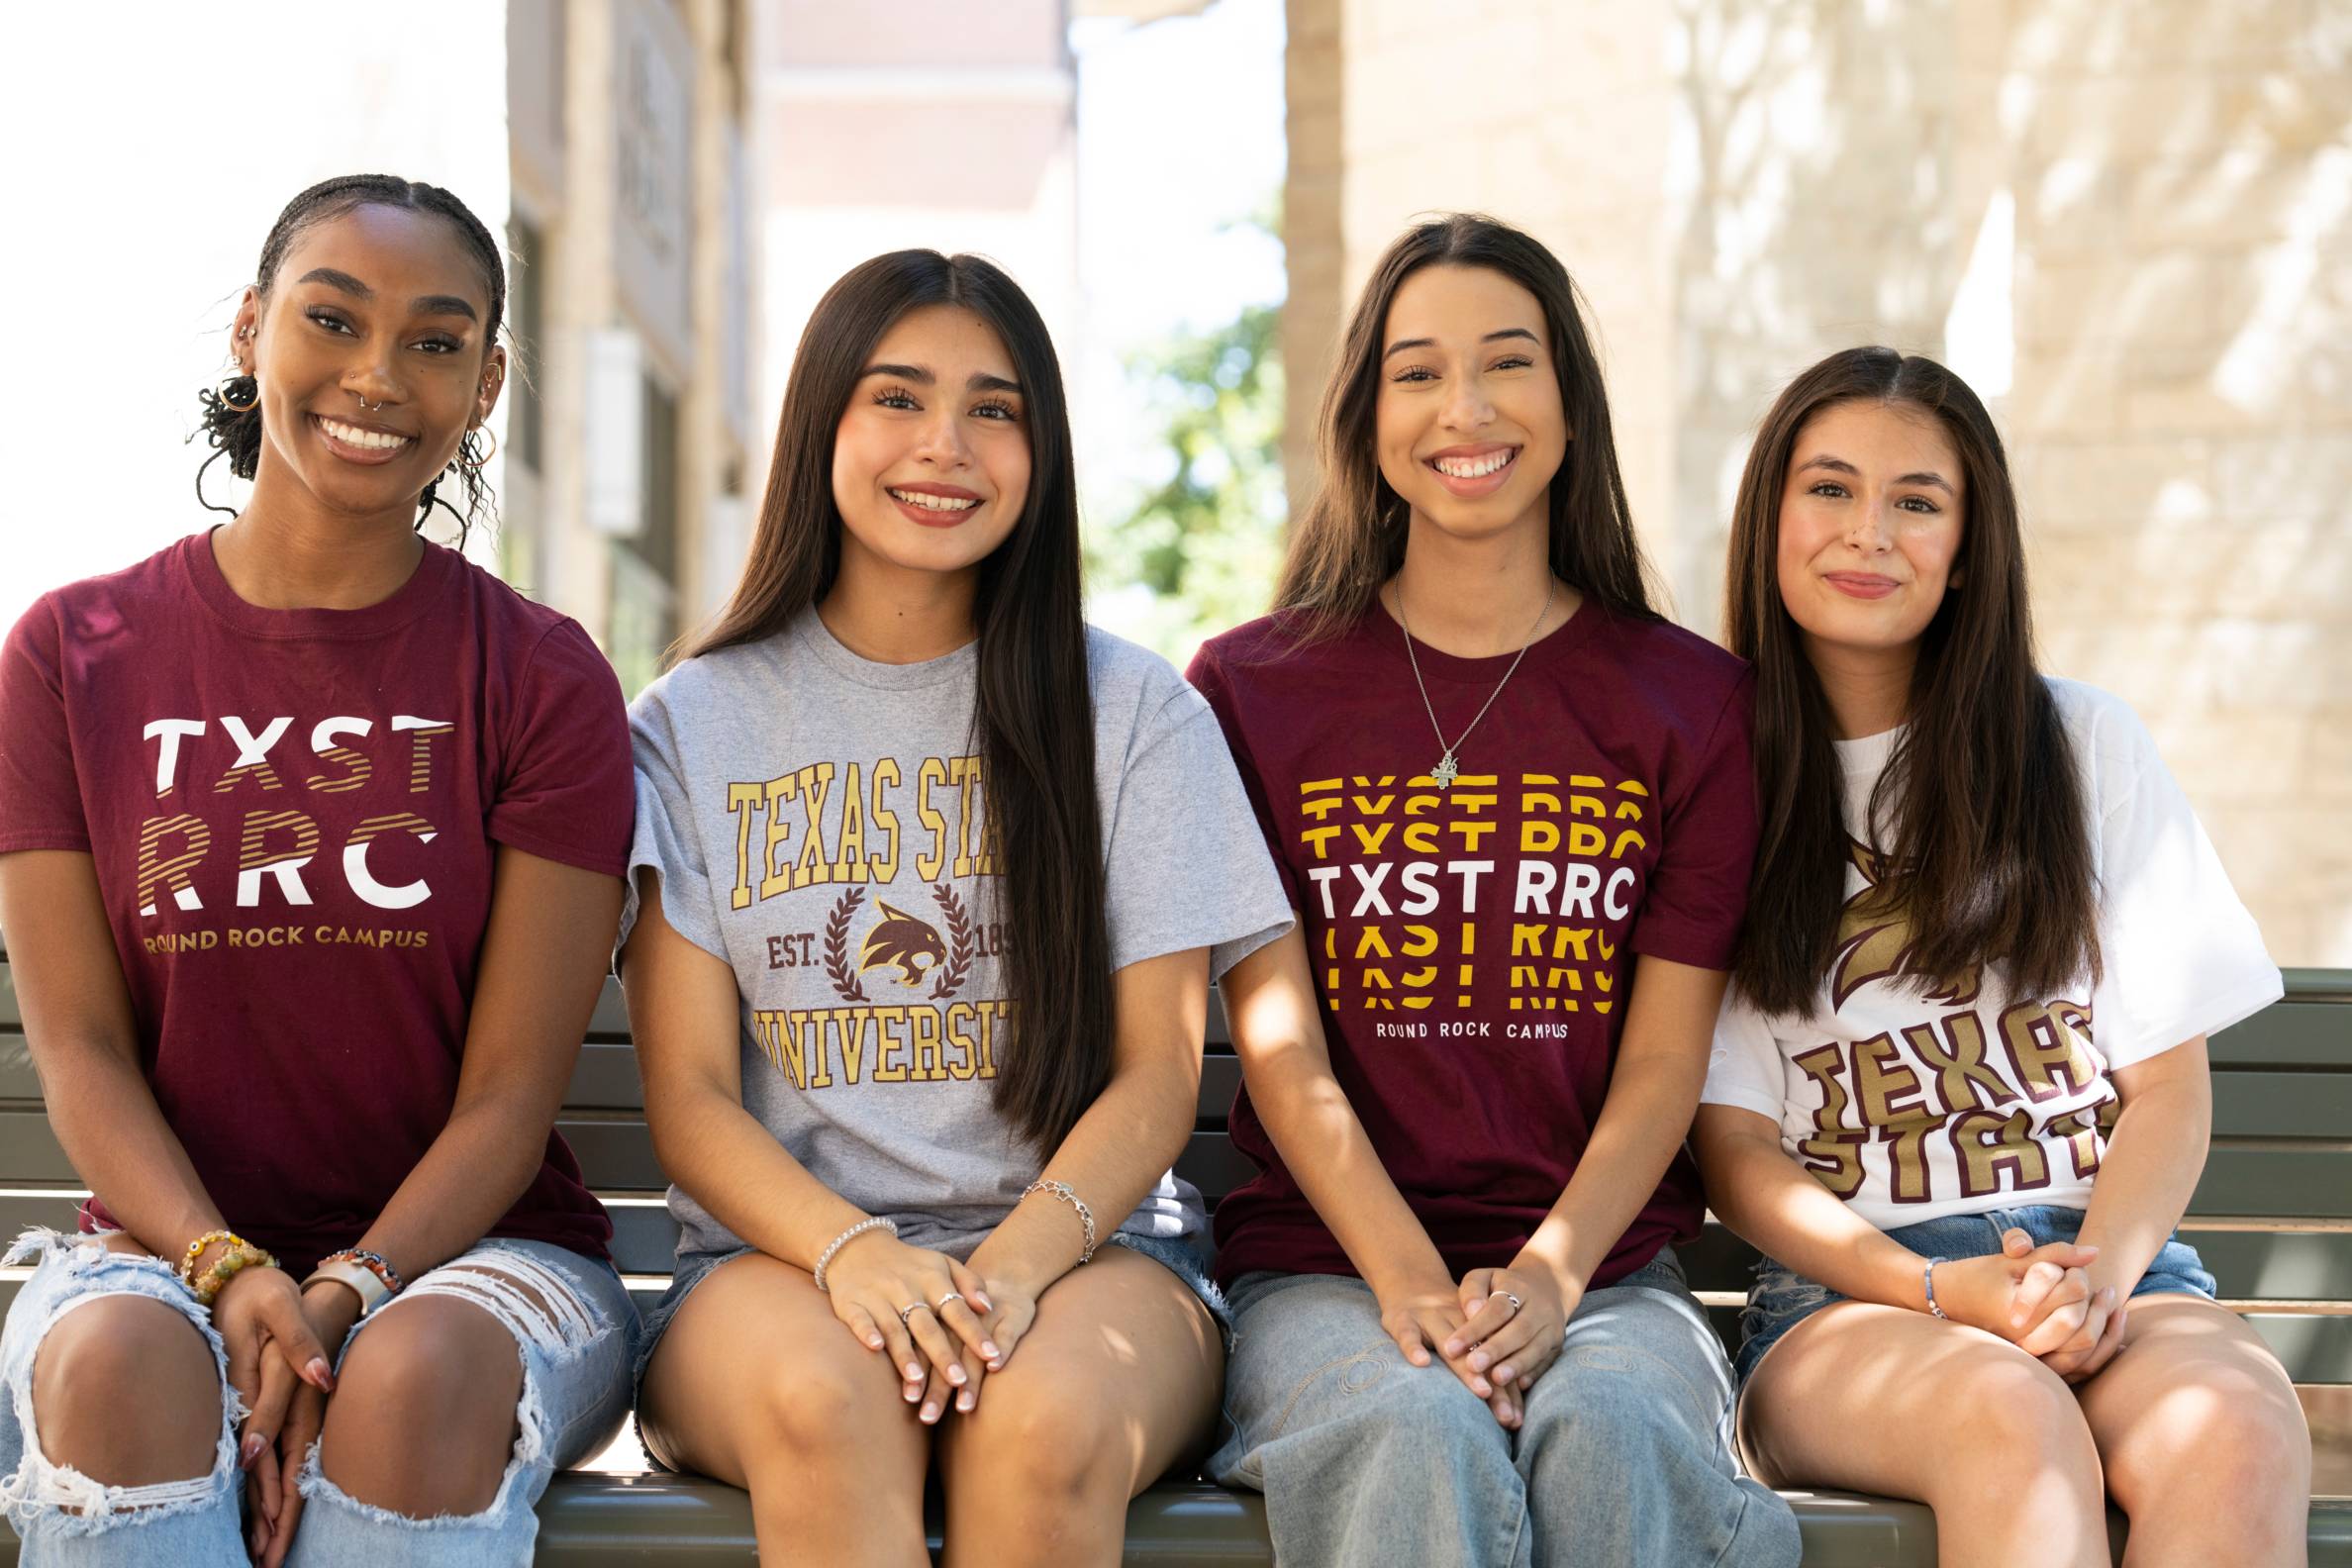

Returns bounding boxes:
[0,177,637,1566]
[1186,215,1799,1566]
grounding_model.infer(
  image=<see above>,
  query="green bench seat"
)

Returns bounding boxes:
[2,958,2347,1563]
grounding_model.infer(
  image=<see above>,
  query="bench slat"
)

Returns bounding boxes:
[2214,1073,2352,1137]
[5,1113,2344,1229]
[2212,1000,2352,1069]
[0,1033,29,1100]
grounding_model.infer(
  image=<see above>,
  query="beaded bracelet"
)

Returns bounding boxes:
[1021,1179,1098,1264]
[321,1248,405,1296]
[191,1239,278,1308]
[177,1228,245,1287]
[813,1217,898,1294]
[1922,1255,1951,1320]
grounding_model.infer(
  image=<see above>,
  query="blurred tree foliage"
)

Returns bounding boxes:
[1087,297,1287,663]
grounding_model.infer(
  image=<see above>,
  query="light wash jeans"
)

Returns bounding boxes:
[0,1230,636,1567]
[1210,1249,1800,1568]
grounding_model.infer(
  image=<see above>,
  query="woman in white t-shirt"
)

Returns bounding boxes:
[1695,346,2310,1564]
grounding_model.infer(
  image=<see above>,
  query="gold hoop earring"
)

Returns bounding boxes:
[218,372,258,413]
[458,427,499,471]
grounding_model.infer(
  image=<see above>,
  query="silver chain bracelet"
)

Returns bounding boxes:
[813,1216,897,1294]
[1021,1179,1098,1264]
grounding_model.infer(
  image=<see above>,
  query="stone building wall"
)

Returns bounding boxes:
[1284,0,2352,965]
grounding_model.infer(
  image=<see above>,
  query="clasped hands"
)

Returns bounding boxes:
[1928,1227,2130,1382]
[208,1262,346,1566]
[819,1228,1035,1424]
[1378,1262,1572,1431]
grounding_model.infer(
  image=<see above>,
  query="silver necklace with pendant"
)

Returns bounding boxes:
[1394,579,1554,789]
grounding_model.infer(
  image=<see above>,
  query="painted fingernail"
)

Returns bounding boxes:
[988,1358,1004,1372]
[958,1390,975,1412]
[922,1403,940,1422]
[867,1335,884,1349]
[972,1294,993,1313]
[947,1365,966,1386]
[905,1383,923,1402]
[982,1340,1000,1359]
[906,1362,924,1381]
[241,1433,264,1468]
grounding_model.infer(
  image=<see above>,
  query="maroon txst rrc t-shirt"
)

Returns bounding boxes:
[1187,604,1757,1290]
[0,531,631,1274]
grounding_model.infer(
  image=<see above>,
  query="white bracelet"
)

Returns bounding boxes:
[303,1257,392,1318]
[813,1217,897,1293]
[1021,1179,1098,1264]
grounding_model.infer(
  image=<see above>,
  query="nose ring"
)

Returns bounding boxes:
[355,393,383,412]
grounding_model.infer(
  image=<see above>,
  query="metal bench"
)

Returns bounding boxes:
[3,955,2347,1563]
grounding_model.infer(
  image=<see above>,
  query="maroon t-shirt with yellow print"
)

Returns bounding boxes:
[0,531,630,1273]
[1187,603,1757,1289]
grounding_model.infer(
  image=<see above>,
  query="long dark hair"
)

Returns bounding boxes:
[195,174,506,541]
[685,250,1110,1151]
[1724,346,2099,1016]
[1274,213,1659,636]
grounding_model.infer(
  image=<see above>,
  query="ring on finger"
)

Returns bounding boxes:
[1490,1288,1522,1314]
[935,1291,964,1313]
[896,1301,930,1324]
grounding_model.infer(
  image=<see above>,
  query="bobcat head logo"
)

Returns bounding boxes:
[1829,838,1982,1010]
[859,901,950,986]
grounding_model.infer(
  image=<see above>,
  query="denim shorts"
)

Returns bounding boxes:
[631,1226,1230,1459]
[1735,1204,2217,1383]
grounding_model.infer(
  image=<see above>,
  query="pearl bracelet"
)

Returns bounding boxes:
[813,1217,897,1294]
[1022,1179,1098,1264]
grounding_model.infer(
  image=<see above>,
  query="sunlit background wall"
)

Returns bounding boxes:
[3,1,2344,965]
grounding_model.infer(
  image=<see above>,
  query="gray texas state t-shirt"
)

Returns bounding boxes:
[620,613,1294,1262]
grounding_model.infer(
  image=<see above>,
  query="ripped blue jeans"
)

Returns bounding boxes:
[0,1230,636,1567]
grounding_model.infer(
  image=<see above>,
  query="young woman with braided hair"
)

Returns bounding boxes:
[0,175,637,1566]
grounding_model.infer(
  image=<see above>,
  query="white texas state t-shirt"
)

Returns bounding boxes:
[1704,678,2282,1229]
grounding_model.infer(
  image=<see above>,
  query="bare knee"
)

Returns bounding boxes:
[31,1294,220,1486]
[954,1374,1129,1506]
[318,1297,522,1513]
[753,1350,901,1463]
[1935,1357,2103,1502]
[2108,1382,2310,1542]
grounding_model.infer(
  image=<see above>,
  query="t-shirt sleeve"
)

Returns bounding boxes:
[1102,684,1296,981]
[1181,641,1302,911]
[1628,670,1759,969]
[615,679,730,967]
[1700,989,1787,1123]
[2088,701,2282,1069]
[486,621,633,878]
[0,599,89,854]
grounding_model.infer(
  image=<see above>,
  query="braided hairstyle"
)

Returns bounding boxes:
[196,174,506,544]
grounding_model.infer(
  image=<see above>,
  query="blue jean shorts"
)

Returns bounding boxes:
[631,1227,1229,1462]
[1735,1204,2216,1383]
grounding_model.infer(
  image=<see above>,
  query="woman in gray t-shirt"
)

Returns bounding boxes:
[619,249,1291,1564]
